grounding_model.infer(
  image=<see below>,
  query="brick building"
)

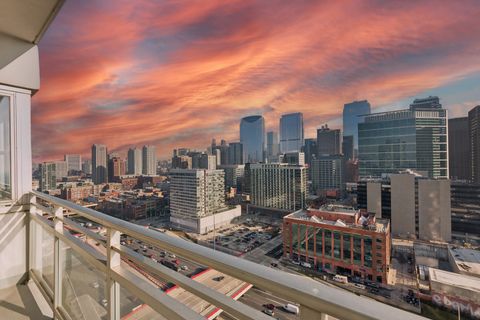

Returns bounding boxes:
[283,205,391,284]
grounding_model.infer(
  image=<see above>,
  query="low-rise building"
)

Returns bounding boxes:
[283,205,391,284]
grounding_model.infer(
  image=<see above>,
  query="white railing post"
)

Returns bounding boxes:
[107,227,121,320]
[27,194,36,277]
[53,205,64,318]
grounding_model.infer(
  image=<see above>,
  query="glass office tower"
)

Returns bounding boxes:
[358,97,448,179]
[240,115,265,163]
[280,112,304,153]
[343,100,371,151]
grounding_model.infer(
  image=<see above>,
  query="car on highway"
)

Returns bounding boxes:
[291,260,300,265]
[263,309,274,316]
[262,304,275,310]
[270,262,278,268]
[354,283,366,290]
[180,265,189,271]
[213,276,225,281]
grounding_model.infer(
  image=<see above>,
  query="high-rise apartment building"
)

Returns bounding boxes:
[127,147,142,175]
[228,142,243,165]
[40,162,57,191]
[169,169,240,233]
[219,164,245,191]
[358,96,448,179]
[311,155,345,195]
[316,125,341,156]
[82,159,92,175]
[249,163,307,212]
[199,154,217,170]
[280,113,304,153]
[92,144,108,184]
[343,100,371,151]
[108,156,126,181]
[240,115,265,163]
[64,154,82,173]
[142,145,157,175]
[469,105,480,183]
[54,160,68,180]
[266,131,280,163]
[280,152,305,166]
[303,138,317,166]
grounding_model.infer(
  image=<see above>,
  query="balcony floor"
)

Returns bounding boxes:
[0,284,50,320]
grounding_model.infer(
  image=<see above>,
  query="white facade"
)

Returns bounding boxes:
[64,154,82,172]
[127,147,142,175]
[170,206,241,234]
[142,145,157,175]
[92,144,108,184]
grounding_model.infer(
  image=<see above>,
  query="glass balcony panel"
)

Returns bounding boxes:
[120,286,164,319]
[31,220,54,290]
[0,95,11,200]
[61,241,107,320]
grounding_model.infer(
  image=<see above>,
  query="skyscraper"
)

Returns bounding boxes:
[240,115,265,163]
[469,105,480,183]
[266,131,280,162]
[303,138,317,167]
[358,96,448,179]
[92,144,108,184]
[343,100,371,152]
[82,159,92,175]
[40,162,57,191]
[280,112,304,153]
[142,145,157,175]
[342,135,354,161]
[127,147,142,175]
[311,155,345,195]
[228,142,243,165]
[54,160,68,179]
[64,154,82,173]
[316,125,341,156]
[249,163,307,211]
[108,156,126,181]
[448,117,470,180]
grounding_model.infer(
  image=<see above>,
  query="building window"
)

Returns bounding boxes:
[291,223,299,251]
[353,235,362,265]
[315,228,323,258]
[0,96,11,200]
[324,230,332,257]
[299,224,307,253]
[307,226,315,255]
[333,232,341,260]
[343,234,351,262]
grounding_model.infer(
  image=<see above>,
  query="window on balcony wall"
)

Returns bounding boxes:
[0,96,10,200]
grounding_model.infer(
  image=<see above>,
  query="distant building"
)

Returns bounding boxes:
[228,142,243,165]
[450,181,480,239]
[108,157,126,182]
[280,152,305,166]
[219,165,245,191]
[127,147,142,175]
[82,159,92,175]
[199,154,217,170]
[142,145,157,175]
[172,155,192,169]
[61,184,93,201]
[357,171,451,242]
[449,117,471,181]
[40,162,56,191]
[303,138,317,166]
[343,100,371,151]
[64,154,82,173]
[54,160,68,180]
[280,112,304,153]
[311,155,344,196]
[342,135,354,161]
[169,169,241,234]
[266,131,280,162]
[92,144,108,184]
[316,125,341,156]
[249,163,307,212]
[240,115,265,163]
[283,205,391,284]
[359,96,448,179]
[469,105,480,183]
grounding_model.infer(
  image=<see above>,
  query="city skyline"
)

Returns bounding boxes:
[32,1,480,161]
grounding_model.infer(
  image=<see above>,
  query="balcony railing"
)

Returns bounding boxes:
[28,190,426,320]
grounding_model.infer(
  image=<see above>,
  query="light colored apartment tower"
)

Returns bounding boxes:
[82,159,92,174]
[169,169,240,233]
[40,162,56,191]
[92,144,108,184]
[249,163,307,211]
[127,147,142,175]
[64,154,82,172]
[142,145,157,175]
[199,154,217,170]
[54,160,68,180]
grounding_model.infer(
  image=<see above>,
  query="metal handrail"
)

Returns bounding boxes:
[31,190,426,320]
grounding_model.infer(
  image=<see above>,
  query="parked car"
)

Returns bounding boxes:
[263,309,274,316]
[283,304,299,314]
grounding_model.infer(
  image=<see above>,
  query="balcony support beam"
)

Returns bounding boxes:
[53,205,64,318]
[107,228,121,320]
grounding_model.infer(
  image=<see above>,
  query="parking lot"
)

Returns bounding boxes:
[198,222,280,256]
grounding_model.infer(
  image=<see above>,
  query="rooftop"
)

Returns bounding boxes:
[448,246,480,277]
[429,268,480,293]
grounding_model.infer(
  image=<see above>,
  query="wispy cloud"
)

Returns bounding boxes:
[33,0,480,161]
